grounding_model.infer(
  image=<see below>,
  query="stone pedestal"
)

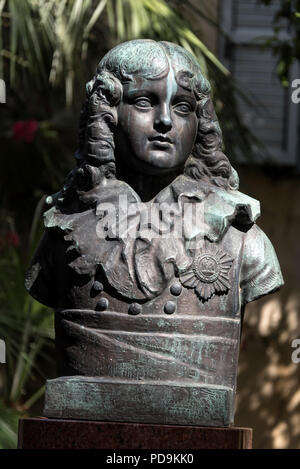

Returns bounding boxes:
[18,417,252,449]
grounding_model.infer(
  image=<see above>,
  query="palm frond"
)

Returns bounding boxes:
[0,413,18,449]
[1,0,230,104]
[0,199,55,408]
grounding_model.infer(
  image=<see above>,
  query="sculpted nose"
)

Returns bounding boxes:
[154,104,172,132]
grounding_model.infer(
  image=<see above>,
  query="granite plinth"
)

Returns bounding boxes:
[18,417,252,449]
[44,376,234,427]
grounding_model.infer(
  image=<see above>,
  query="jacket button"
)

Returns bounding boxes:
[128,303,142,315]
[164,301,176,315]
[93,281,104,292]
[170,282,182,296]
[96,298,109,311]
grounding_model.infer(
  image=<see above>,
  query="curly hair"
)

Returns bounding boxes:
[48,39,238,210]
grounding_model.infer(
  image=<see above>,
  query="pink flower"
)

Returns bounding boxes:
[6,231,20,248]
[12,120,38,143]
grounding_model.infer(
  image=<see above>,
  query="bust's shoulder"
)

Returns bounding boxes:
[243,224,278,259]
[240,223,284,304]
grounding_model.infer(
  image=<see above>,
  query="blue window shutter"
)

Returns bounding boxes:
[219,0,299,165]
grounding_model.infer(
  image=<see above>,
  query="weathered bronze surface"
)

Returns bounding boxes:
[25,39,284,426]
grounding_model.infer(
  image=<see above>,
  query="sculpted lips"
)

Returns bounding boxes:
[149,135,173,148]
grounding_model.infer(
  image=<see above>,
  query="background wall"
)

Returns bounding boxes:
[235,168,300,449]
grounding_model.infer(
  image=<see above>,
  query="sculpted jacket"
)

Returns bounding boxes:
[25,174,283,395]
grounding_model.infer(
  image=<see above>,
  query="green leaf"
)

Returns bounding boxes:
[0,399,21,449]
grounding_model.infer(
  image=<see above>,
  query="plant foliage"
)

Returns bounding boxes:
[258,0,300,86]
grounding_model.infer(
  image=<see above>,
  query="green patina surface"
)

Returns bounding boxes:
[44,376,234,427]
[26,39,284,430]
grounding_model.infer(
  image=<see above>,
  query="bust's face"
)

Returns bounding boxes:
[114,68,198,175]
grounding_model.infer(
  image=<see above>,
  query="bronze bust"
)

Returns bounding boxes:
[25,40,283,426]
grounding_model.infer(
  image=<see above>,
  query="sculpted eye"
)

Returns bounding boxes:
[134,98,152,109]
[174,102,193,115]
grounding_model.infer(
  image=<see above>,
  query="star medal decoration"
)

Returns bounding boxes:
[179,244,234,302]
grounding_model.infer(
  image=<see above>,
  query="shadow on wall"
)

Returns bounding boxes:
[235,167,300,449]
